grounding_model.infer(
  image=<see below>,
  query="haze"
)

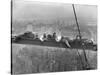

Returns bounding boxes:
[12,0,97,43]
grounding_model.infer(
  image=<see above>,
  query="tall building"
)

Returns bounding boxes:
[26,24,33,32]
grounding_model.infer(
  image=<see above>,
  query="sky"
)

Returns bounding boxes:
[12,0,97,24]
[12,0,97,43]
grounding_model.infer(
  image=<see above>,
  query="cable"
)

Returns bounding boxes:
[76,49,85,69]
[72,4,91,70]
[72,4,81,39]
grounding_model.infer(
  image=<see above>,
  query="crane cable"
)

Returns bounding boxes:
[72,4,90,69]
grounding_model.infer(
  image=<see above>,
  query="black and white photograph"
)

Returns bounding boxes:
[11,0,97,74]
